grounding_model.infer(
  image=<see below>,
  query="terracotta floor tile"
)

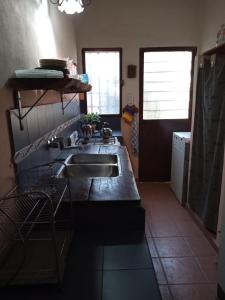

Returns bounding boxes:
[161,257,207,284]
[176,220,203,237]
[185,236,217,256]
[148,209,175,222]
[147,238,158,258]
[154,237,194,257]
[149,220,181,238]
[170,284,217,300]
[196,256,218,283]
[170,208,192,222]
[147,205,191,224]
[152,258,167,284]
[159,285,173,300]
[138,181,218,292]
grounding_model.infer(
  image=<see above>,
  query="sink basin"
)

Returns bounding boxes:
[56,164,119,178]
[65,154,118,165]
[56,153,120,179]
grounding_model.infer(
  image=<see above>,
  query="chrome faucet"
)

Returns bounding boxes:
[47,136,64,149]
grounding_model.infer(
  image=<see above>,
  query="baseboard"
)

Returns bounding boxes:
[218,284,225,300]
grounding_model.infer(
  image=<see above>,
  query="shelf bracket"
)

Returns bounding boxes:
[60,92,77,115]
[14,90,49,130]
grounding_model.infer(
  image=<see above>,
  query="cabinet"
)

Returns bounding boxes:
[171,132,191,206]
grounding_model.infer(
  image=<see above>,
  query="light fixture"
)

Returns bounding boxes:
[49,0,91,14]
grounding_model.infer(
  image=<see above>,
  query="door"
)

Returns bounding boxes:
[139,47,196,181]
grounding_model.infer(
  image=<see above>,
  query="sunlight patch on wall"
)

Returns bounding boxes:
[34,0,57,58]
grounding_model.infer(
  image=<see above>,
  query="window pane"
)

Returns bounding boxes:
[143,51,192,120]
[85,51,120,115]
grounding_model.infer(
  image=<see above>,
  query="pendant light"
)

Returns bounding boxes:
[49,0,91,14]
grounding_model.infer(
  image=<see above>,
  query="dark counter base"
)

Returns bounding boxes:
[57,201,145,231]
[72,205,145,231]
[218,284,225,300]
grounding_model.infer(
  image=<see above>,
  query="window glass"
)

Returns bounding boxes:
[143,51,192,120]
[85,51,120,115]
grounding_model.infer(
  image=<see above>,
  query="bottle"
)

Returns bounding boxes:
[80,74,89,84]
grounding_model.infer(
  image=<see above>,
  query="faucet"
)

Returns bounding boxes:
[47,136,64,149]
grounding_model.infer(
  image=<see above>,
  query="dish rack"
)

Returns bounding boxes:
[0,162,72,287]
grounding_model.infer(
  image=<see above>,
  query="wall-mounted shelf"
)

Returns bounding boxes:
[7,77,92,93]
[7,77,92,130]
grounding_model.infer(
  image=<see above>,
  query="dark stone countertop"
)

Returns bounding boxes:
[57,143,141,205]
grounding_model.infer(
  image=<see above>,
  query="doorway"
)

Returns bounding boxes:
[139,47,196,181]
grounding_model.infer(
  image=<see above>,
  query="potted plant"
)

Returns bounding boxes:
[79,113,101,134]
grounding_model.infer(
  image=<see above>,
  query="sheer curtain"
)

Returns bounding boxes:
[188,54,225,232]
[85,51,120,114]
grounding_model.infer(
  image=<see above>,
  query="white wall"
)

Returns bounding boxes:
[0,0,77,87]
[0,0,77,196]
[199,0,225,52]
[74,0,200,177]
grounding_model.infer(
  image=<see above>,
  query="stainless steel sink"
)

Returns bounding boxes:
[65,154,118,165]
[56,164,119,178]
[56,153,120,179]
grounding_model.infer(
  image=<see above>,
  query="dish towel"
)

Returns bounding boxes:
[130,114,139,156]
[13,69,64,78]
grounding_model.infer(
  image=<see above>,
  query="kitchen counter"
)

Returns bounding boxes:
[16,139,144,231]
[56,142,144,230]
[57,143,140,204]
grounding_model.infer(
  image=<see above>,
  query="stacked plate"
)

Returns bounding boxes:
[39,58,67,69]
[39,58,70,76]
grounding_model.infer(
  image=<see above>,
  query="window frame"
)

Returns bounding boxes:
[139,46,197,123]
[81,48,123,116]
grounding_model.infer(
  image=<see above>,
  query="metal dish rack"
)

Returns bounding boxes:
[0,162,72,287]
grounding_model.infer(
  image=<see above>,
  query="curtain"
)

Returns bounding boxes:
[188,54,225,233]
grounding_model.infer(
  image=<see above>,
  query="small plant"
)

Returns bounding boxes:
[79,113,101,134]
[80,113,101,125]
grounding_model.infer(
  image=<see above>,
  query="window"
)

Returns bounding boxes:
[83,49,122,115]
[143,50,193,120]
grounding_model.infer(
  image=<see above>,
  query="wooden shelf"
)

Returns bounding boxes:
[203,43,225,56]
[7,77,92,130]
[7,77,92,94]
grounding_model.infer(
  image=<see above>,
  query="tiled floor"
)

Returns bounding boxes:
[66,230,162,300]
[138,182,218,300]
[1,182,218,300]
[2,230,161,300]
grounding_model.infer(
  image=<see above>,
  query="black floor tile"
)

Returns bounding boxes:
[104,242,153,270]
[102,230,153,270]
[1,270,102,300]
[62,269,102,300]
[102,230,146,245]
[1,284,62,300]
[66,235,103,270]
[102,269,162,300]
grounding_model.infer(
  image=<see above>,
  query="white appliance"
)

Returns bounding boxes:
[171,132,191,206]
